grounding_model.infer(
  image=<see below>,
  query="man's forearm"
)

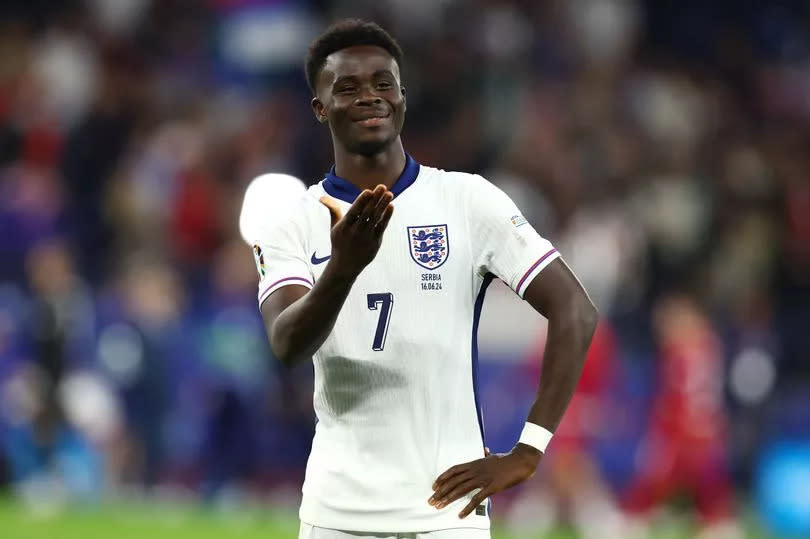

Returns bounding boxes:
[525,299,597,438]
[270,262,356,366]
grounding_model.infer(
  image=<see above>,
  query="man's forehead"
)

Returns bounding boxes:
[322,45,400,82]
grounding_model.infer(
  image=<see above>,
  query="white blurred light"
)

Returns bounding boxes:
[97,323,144,386]
[483,6,533,60]
[33,32,98,126]
[730,347,777,405]
[238,173,306,245]
[59,371,122,442]
[89,0,149,36]
[568,0,639,65]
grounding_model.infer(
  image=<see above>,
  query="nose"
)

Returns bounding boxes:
[356,85,382,105]
[356,95,382,106]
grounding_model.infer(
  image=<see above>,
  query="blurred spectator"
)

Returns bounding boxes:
[96,256,184,487]
[24,240,95,377]
[623,295,738,538]
[197,240,271,498]
[0,240,100,509]
[1,363,102,510]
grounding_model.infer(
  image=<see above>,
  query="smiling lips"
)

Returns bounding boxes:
[353,111,390,127]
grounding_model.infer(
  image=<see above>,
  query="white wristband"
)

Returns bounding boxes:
[518,422,553,453]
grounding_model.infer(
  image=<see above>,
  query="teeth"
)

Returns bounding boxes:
[358,117,386,125]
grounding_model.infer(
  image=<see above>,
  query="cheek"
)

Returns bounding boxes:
[328,102,351,122]
[390,93,406,112]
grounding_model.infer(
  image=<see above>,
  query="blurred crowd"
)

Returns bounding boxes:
[1,0,809,537]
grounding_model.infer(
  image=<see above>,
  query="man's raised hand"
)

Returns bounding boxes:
[319,184,394,279]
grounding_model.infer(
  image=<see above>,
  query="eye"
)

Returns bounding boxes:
[377,81,393,90]
[336,86,356,94]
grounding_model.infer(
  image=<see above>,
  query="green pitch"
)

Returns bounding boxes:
[0,496,763,539]
[0,498,553,539]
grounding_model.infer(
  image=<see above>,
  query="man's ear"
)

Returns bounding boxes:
[311,97,328,124]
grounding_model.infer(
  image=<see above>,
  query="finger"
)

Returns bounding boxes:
[368,192,393,230]
[319,196,343,227]
[373,191,394,221]
[435,478,482,509]
[484,447,491,457]
[433,463,471,491]
[344,190,374,224]
[373,204,394,236]
[459,490,489,519]
[429,469,476,504]
[371,188,393,214]
[357,186,387,225]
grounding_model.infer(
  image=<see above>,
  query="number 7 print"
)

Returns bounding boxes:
[366,293,394,351]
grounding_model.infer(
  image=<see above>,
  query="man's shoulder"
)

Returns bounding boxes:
[306,181,327,198]
[252,188,325,245]
[419,164,480,181]
[417,165,489,190]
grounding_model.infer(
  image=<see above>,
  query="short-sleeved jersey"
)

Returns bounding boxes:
[254,155,559,532]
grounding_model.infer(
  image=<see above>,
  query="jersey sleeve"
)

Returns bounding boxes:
[467,175,560,298]
[253,215,314,308]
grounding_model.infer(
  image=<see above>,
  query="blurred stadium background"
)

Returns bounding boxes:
[1,0,810,538]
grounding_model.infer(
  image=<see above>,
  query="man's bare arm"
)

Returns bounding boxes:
[430,258,597,518]
[260,185,394,367]
[261,265,355,368]
[516,257,598,457]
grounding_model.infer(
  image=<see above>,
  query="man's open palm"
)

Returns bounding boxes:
[319,184,394,279]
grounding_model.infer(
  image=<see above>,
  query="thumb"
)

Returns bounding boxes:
[319,195,342,227]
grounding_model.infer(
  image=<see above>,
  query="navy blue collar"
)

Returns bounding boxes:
[322,154,420,204]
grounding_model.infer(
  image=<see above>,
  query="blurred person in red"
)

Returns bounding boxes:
[623,294,738,538]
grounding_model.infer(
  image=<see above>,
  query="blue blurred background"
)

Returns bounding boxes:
[0,1,809,537]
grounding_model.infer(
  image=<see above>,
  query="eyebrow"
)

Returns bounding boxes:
[332,75,357,87]
[332,70,396,88]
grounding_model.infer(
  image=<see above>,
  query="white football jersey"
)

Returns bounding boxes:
[254,155,560,532]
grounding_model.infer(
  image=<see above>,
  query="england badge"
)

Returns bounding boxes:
[407,224,449,270]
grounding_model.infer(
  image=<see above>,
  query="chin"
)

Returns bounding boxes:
[346,135,396,156]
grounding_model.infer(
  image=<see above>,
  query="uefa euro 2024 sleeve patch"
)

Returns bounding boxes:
[252,244,265,278]
[407,225,449,270]
[510,214,528,227]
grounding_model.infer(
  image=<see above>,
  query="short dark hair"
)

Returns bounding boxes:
[305,19,403,95]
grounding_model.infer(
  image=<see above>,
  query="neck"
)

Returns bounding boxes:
[333,138,407,190]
